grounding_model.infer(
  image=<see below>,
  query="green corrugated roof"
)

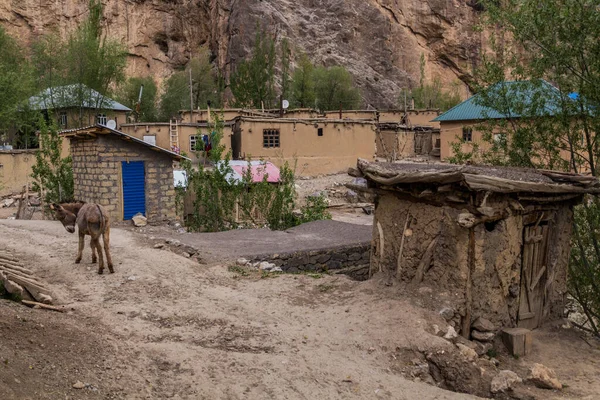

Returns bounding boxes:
[432,80,563,122]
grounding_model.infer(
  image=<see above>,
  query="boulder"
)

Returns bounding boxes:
[528,363,562,390]
[132,213,147,227]
[259,261,276,271]
[444,326,458,340]
[472,317,495,332]
[491,370,522,393]
[471,330,495,342]
[456,343,478,362]
[236,258,250,266]
[270,266,283,272]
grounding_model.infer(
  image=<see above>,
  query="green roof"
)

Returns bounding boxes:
[432,80,564,122]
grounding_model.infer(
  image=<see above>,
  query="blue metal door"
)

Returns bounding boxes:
[122,161,146,220]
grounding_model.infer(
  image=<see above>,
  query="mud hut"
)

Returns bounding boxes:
[350,159,600,336]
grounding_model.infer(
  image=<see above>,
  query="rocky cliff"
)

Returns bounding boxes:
[0,0,483,108]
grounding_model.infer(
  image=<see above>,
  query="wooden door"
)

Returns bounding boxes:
[517,222,550,329]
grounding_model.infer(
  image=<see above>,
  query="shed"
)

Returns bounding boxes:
[350,159,600,336]
[61,125,187,222]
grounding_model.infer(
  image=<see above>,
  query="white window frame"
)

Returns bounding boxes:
[96,114,107,125]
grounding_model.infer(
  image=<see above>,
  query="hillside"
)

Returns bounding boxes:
[0,0,483,108]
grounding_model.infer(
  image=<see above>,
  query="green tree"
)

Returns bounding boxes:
[229,26,277,108]
[118,77,158,122]
[456,0,600,337]
[159,47,220,120]
[290,53,316,108]
[32,0,127,126]
[409,54,462,111]
[280,38,291,103]
[313,66,361,111]
[0,26,35,145]
[31,120,74,205]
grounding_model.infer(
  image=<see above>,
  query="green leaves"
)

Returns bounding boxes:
[313,66,361,111]
[117,77,158,122]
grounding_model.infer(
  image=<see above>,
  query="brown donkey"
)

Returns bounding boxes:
[50,202,114,274]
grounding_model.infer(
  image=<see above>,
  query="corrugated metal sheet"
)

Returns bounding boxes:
[122,161,146,220]
[433,80,564,122]
[29,84,132,112]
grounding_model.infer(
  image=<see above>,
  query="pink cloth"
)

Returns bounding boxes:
[229,162,280,183]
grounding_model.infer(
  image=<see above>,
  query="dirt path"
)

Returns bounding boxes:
[0,220,478,399]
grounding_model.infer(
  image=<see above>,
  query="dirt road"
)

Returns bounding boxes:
[0,220,476,399]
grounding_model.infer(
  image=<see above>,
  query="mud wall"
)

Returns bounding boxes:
[371,193,573,331]
[0,150,36,196]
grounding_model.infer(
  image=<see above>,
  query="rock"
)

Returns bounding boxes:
[528,363,562,390]
[153,243,164,249]
[473,340,493,357]
[471,330,495,342]
[2,198,15,208]
[132,213,147,227]
[182,252,191,258]
[345,190,359,203]
[439,307,455,321]
[456,343,478,362]
[472,317,495,332]
[491,370,522,393]
[28,197,41,207]
[259,261,276,271]
[166,239,181,246]
[236,258,249,266]
[72,381,85,389]
[270,266,283,272]
[444,326,458,340]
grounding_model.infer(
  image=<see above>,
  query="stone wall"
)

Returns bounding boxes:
[70,135,176,222]
[249,244,371,281]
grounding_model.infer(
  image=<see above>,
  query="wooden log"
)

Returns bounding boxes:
[2,273,51,296]
[412,236,438,284]
[0,262,35,276]
[1,269,46,288]
[21,300,63,312]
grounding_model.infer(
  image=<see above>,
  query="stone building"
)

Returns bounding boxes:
[350,159,600,336]
[61,125,186,222]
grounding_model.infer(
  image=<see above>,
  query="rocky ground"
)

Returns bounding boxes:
[0,220,599,399]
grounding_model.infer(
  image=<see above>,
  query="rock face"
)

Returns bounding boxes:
[0,0,483,108]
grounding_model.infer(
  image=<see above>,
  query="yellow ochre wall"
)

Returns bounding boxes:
[235,119,377,176]
[0,150,36,196]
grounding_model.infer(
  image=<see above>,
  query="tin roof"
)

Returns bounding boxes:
[60,125,188,161]
[29,84,132,112]
[432,80,565,122]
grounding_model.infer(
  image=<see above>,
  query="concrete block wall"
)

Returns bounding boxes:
[70,135,176,222]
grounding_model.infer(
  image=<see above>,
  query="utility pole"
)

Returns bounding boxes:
[189,67,194,123]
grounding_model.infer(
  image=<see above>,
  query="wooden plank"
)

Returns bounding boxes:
[464,174,599,194]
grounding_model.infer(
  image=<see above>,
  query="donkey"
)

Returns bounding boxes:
[50,202,114,274]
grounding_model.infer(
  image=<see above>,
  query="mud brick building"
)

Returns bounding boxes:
[61,125,186,222]
[351,159,600,336]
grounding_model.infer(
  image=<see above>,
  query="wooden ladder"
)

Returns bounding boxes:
[169,118,179,152]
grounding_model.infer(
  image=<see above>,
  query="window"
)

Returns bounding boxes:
[190,134,210,151]
[96,114,107,125]
[317,127,323,137]
[462,127,473,142]
[58,112,67,127]
[143,135,156,146]
[435,138,441,149]
[263,129,280,148]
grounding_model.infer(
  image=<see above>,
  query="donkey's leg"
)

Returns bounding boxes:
[103,227,114,273]
[75,232,85,264]
[90,237,97,264]
[94,237,105,274]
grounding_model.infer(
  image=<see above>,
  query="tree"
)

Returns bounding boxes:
[159,47,220,120]
[455,0,600,337]
[290,53,316,108]
[409,53,462,111]
[31,120,74,205]
[32,0,127,126]
[118,77,158,122]
[313,66,361,111]
[280,38,291,103]
[0,26,35,145]
[229,26,277,108]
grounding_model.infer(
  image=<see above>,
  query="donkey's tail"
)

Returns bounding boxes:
[96,204,106,233]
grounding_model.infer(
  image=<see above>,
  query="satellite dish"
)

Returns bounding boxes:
[282,99,290,110]
[106,120,117,130]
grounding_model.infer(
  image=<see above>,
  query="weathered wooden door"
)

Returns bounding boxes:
[517,222,550,329]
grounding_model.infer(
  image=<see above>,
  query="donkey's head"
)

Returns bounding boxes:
[50,203,77,233]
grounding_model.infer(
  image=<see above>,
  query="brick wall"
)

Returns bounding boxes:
[70,134,176,222]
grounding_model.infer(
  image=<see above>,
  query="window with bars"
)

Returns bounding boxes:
[462,127,473,142]
[58,112,67,127]
[96,114,107,125]
[263,129,280,148]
